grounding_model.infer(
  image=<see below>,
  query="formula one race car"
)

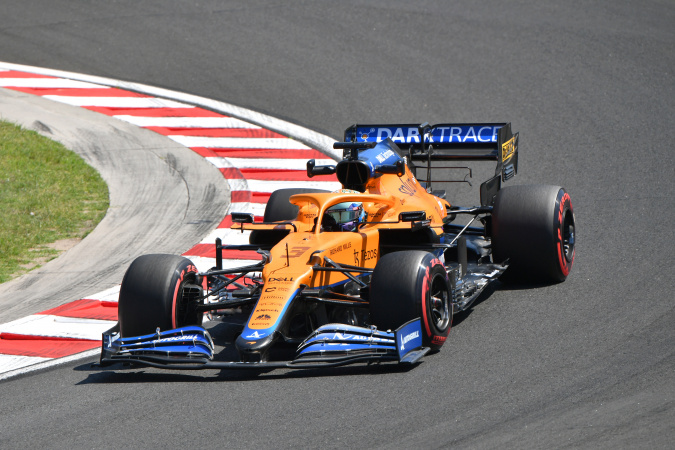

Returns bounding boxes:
[100,122,575,371]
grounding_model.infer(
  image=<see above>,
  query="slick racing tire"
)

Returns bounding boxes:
[249,188,329,246]
[118,254,203,337]
[370,251,452,351]
[492,185,575,283]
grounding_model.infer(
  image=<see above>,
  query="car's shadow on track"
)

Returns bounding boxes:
[452,278,560,326]
[75,359,419,385]
[451,281,498,327]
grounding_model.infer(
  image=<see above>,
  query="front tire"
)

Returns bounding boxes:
[370,251,452,351]
[492,185,575,283]
[249,188,329,246]
[118,254,203,337]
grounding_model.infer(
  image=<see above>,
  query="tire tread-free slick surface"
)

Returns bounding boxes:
[492,184,575,283]
[370,250,451,351]
[118,254,202,337]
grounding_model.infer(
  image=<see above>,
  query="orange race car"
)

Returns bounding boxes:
[100,123,575,370]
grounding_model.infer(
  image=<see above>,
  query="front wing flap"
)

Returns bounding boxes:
[100,325,215,365]
[296,319,427,364]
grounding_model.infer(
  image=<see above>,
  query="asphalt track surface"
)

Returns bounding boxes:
[1,1,673,448]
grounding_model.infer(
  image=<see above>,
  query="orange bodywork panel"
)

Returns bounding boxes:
[231,161,449,333]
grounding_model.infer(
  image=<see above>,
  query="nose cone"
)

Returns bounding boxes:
[235,332,276,362]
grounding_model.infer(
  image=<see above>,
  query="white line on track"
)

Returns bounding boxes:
[167,135,313,149]
[0,78,103,88]
[207,156,335,170]
[244,179,341,192]
[189,257,261,272]
[0,315,115,340]
[0,354,52,376]
[113,115,261,128]
[43,95,192,108]
[0,349,100,382]
[199,228,253,246]
[82,286,121,302]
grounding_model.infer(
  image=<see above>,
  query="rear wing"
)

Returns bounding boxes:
[343,123,519,205]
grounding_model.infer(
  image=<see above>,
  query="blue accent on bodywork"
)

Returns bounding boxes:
[297,323,397,356]
[357,140,402,165]
[356,125,503,144]
[342,139,403,181]
[395,319,423,360]
[298,342,397,355]
[240,288,301,341]
[103,326,215,359]
[239,273,369,343]
[101,322,431,368]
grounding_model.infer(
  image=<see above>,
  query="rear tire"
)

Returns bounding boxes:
[492,185,575,283]
[118,254,203,337]
[370,251,451,351]
[249,188,329,246]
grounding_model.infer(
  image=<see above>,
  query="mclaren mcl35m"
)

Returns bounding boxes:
[100,123,575,371]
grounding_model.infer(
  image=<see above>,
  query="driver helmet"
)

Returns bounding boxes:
[323,201,364,232]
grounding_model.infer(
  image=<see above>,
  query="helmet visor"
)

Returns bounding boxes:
[326,202,362,225]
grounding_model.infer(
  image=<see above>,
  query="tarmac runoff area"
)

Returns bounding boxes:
[0,63,340,379]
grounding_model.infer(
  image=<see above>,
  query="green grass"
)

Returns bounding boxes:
[0,121,109,283]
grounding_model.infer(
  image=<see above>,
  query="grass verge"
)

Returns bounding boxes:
[0,120,109,283]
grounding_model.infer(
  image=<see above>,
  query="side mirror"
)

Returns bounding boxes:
[375,159,405,177]
[399,211,426,222]
[231,212,255,223]
[307,159,336,178]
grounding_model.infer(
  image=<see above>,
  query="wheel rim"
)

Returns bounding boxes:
[429,273,451,331]
[562,210,575,263]
[174,274,202,327]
